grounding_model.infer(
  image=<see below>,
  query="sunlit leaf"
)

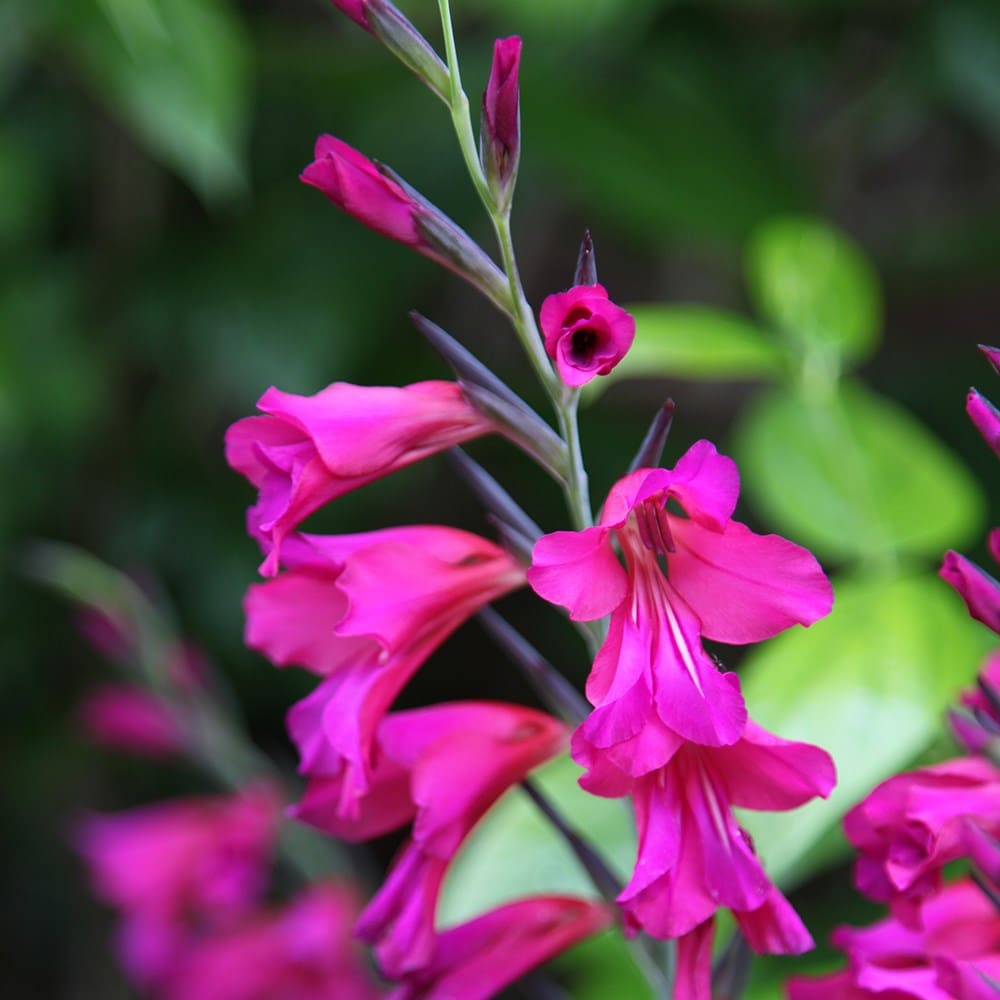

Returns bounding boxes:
[439,753,635,925]
[738,572,995,888]
[57,0,251,203]
[746,217,881,365]
[733,379,985,562]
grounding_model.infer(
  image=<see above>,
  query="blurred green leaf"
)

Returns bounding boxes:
[58,0,251,203]
[587,305,783,398]
[0,132,48,247]
[439,753,635,925]
[733,379,984,563]
[746,217,881,365]
[738,571,994,889]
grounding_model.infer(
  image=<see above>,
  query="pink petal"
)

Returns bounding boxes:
[668,518,834,644]
[940,550,1000,634]
[967,388,1000,458]
[528,527,626,621]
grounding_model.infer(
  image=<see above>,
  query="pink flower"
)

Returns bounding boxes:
[940,531,1000,636]
[387,896,613,1000]
[481,37,521,197]
[844,757,1000,917]
[529,440,833,754]
[786,879,1000,1000]
[162,884,381,1000]
[225,381,495,575]
[76,684,185,757]
[573,718,834,943]
[74,786,281,987]
[246,529,525,811]
[539,283,635,388]
[291,701,568,977]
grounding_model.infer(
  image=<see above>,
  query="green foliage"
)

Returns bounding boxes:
[588,305,782,393]
[56,0,251,203]
[734,379,985,563]
[738,572,995,887]
[745,216,882,366]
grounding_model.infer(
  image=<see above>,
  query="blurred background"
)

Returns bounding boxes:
[3,0,1000,995]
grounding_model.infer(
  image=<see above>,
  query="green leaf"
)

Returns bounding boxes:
[587,305,783,398]
[58,0,251,203]
[746,217,881,365]
[733,379,985,563]
[438,753,635,925]
[738,571,995,888]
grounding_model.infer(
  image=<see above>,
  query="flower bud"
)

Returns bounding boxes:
[480,37,522,207]
[539,282,635,389]
[327,0,450,101]
[302,137,511,311]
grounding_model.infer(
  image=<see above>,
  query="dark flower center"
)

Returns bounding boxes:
[569,326,598,363]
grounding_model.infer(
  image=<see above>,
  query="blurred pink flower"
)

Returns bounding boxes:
[225,381,494,575]
[786,879,1000,1000]
[387,896,613,1000]
[529,440,832,756]
[538,283,635,388]
[248,529,525,812]
[292,701,568,977]
[74,786,281,987]
[573,718,834,944]
[162,884,382,1000]
[950,651,1000,754]
[76,684,185,757]
[844,757,1000,919]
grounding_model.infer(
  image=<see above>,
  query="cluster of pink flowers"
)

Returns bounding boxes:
[216,2,849,996]
[75,786,380,999]
[788,345,1000,999]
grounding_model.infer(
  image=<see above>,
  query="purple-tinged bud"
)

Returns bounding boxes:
[980,343,1000,375]
[328,0,372,30]
[629,399,676,473]
[967,387,1000,458]
[573,229,598,287]
[327,0,449,101]
[481,36,522,206]
[302,137,511,309]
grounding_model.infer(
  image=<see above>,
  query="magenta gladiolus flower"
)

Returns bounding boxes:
[340,702,569,978]
[786,879,1000,1000]
[538,283,635,388]
[481,37,521,197]
[529,440,833,753]
[74,786,281,986]
[162,884,381,1000]
[573,718,834,943]
[940,532,1000,636]
[290,701,568,977]
[247,529,526,810]
[387,896,613,1000]
[951,652,1000,754]
[76,684,185,757]
[225,381,495,575]
[844,757,1000,916]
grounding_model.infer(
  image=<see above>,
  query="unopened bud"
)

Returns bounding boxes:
[480,37,522,208]
[573,229,598,287]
